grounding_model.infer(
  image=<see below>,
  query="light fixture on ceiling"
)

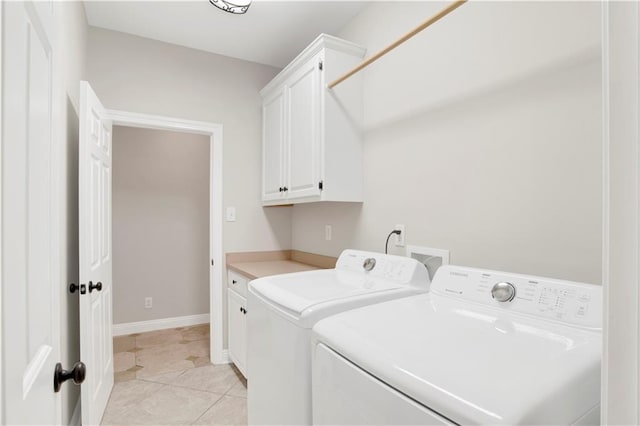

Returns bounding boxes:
[209,0,251,14]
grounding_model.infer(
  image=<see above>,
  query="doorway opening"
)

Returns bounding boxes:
[111,125,209,380]
[106,110,224,373]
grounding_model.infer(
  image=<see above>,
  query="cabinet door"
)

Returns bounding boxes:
[262,88,285,202]
[286,55,322,200]
[228,290,247,376]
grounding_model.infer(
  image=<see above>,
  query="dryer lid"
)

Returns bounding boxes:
[313,293,602,425]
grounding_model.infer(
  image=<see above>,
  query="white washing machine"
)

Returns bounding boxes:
[312,265,602,425]
[247,249,430,425]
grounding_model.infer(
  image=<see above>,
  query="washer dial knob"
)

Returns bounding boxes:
[363,258,376,272]
[491,282,516,302]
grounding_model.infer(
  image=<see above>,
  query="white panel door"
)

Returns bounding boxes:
[1,1,61,424]
[286,54,322,200]
[262,88,285,202]
[79,81,114,425]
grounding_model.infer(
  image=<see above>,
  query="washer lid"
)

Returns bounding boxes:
[313,293,602,425]
[248,249,430,321]
[249,269,405,317]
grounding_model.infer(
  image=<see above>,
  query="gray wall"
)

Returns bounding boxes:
[113,126,210,324]
[86,27,291,255]
[292,1,603,284]
[58,2,88,423]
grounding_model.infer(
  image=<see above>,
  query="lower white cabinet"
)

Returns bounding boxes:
[227,271,248,377]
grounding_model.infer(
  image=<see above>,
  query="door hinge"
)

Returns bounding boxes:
[319,181,324,191]
[318,61,323,71]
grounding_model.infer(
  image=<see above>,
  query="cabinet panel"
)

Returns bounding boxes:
[286,58,321,200]
[262,89,285,202]
[228,270,248,298]
[228,289,247,377]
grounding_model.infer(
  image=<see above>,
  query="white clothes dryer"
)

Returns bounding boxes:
[247,249,430,425]
[312,265,602,425]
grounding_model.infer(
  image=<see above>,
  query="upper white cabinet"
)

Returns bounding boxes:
[261,34,366,206]
[262,87,285,202]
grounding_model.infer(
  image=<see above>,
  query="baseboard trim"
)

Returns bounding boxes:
[212,349,231,365]
[112,314,210,336]
[69,397,81,426]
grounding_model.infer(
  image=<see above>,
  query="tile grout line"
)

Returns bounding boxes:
[138,374,245,398]
[189,390,227,425]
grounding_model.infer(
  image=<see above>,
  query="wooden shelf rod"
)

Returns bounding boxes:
[327,0,467,90]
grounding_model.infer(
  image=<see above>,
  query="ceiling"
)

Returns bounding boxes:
[84,1,369,68]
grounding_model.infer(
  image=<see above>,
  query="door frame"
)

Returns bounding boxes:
[601,1,640,423]
[0,1,4,421]
[104,109,225,364]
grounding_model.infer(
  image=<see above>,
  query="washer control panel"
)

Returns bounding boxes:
[336,249,430,286]
[431,265,602,329]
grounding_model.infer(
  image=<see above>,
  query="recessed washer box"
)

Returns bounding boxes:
[406,245,450,281]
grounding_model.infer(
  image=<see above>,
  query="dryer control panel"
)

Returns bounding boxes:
[431,265,602,329]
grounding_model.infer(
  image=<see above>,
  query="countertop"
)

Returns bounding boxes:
[227,260,320,280]
[226,250,336,280]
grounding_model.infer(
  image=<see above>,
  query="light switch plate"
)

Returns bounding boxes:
[226,206,236,222]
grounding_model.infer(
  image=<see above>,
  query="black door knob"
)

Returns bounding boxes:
[88,281,102,293]
[71,283,86,294]
[53,361,86,392]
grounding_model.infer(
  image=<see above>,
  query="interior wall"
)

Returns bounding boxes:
[292,1,603,284]
[86,27,291,255]
[57,2,88,423]
[112,126,210,324]
[603,2,639,423]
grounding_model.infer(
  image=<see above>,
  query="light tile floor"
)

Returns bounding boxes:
[113,324,212,382]
[103,325,247,425]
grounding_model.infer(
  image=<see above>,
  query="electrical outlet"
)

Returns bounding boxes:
[395,224,405,247]
[145,297,152,309]
[325,225,332,241]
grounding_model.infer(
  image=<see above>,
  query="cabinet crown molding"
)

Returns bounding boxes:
[260,33,366,97]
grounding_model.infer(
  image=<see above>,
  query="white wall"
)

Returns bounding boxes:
[112,126,210,324]
[57,2,88,423]
[292,1,602,284]
[86,27,291,256]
